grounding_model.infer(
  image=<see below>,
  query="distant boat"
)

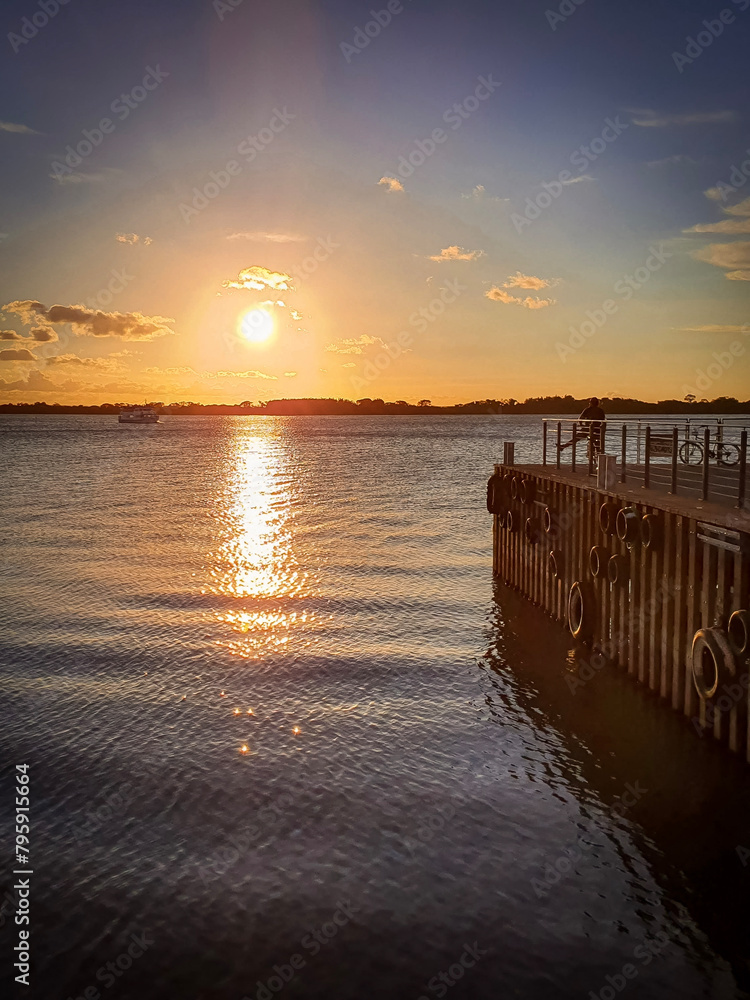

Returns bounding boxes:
[118,406,159,424]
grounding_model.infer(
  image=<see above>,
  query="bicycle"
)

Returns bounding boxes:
[678,434,740,467]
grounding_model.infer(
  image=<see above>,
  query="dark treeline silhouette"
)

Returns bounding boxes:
[1,395,749,415]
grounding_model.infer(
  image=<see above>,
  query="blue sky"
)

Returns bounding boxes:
[1,0,749,403]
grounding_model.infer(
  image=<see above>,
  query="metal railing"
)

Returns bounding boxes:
[542,418,749,509]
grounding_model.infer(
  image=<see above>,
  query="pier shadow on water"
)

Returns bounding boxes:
[481,581,750,998]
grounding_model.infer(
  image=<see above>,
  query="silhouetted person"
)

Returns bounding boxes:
[561,397,606,451]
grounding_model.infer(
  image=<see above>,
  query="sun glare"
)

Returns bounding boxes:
[239,308,274,344]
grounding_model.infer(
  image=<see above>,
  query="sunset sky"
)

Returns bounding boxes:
[1,0,749,404]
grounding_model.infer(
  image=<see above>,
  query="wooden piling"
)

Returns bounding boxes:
[492,461,750,761]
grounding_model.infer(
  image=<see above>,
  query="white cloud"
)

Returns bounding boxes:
[378,176,404,193]
[647,154,699,168]
[226,231,307,243]
[0,121,40,135]
[461,184,508,203]
[673,325,749,333]
[325,334,387,355]
[628,108,737,128]
[428,246,485,262]
[222,266,294,292]
[212,370,278,379]
[115,233,153,245]
[51,168,122,185]
[503,272,559,290]
[692,241,750,281]
[485,287,556,309]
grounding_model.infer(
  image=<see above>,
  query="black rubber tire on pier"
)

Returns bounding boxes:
[616,507,641,546]
[519,479,536,505]
[524,517,541,545]
[589,545,609,578]
[728,610,750,659]
[608,554,629,586]
[640,513,662,550]
[486,473,504,513]
[568,581,595,643]
[691,627,735,701]
[599,502,618,536]
[549,550,563,579]
[543,506,556,535]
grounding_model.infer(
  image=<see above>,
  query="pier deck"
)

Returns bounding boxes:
[519,463,749,530]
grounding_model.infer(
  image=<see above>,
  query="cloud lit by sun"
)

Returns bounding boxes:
[223,266,294,293]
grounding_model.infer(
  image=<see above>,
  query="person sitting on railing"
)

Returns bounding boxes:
[561,397,606,452]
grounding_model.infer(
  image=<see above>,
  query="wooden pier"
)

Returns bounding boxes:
[490,426,750,761]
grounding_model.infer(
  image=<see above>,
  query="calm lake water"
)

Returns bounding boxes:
[0,414,749,1000]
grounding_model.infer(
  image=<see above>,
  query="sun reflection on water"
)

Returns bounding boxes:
[204,426,312,658]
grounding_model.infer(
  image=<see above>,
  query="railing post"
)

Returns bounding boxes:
[738,430,747,509]
[670,426,678,495]
[702,426,710,501]
[542,420,547,466]
[621,423,627,482]
[571,421,577,472]
[588,423,595,476]
[556,421,562,469]
[503,441,515,465]
[644,425,651,489]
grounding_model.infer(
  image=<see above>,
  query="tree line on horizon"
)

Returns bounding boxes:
[1,394,749,415]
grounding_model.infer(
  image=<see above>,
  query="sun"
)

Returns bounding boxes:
[239,308,274,344]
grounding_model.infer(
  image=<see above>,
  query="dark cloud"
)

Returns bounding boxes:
[1,301,174,341]
[0,330,24,340]
[30,326,58,342]
[0,370,80,393]
[2,300,46,323]
[0,348,36,361]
